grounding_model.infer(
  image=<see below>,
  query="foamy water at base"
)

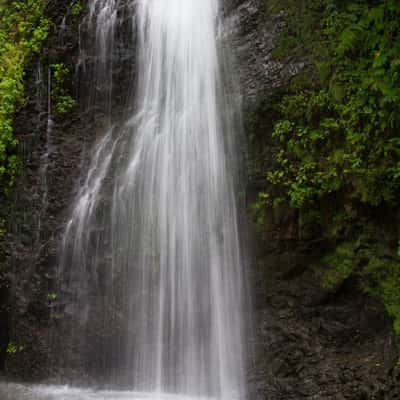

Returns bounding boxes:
[0,384,216,400]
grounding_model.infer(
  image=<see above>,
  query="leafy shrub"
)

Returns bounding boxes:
[50,63,75,115]
[262,0,400,339]
[0,0,50,193]
[70,1,83,17]
[269,1,400,209]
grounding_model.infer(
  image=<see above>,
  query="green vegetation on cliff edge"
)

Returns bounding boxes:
[0,0,49,193]
[258,0,400,339]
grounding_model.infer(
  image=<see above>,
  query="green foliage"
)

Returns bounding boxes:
[50,63,75,115]
[266,0,330,61]
[0,218,6,238]
[46,292,57,301]
[6,341,24,355]
[262,0,400,340]
[317,242,356,290]
[316,235,400,337]
[269,1,400,209]
[0,0,49,193]
[363,255,400,337]
[70,1,83,17]
[249,192,270,228]
[55,95,75,114]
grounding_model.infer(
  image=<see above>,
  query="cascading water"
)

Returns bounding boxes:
[55,0,247,399]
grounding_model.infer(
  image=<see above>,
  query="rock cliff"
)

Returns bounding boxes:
[0,1,399,399]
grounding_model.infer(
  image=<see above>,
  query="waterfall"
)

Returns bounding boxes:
[57,0,247,399]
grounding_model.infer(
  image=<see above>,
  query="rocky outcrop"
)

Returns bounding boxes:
[249,240,399,399]
[224,0,306,108]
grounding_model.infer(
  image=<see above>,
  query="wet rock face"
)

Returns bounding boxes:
[0,0,136,380]
[224,0,306,110]
[250,248,399,399]
[225,1,400,399]
[0,288,9,370]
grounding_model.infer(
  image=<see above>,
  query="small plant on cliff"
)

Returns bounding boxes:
[50,63,75,115]
[249,192,270,228]
[0,219,6,238]
[6,341,24,355]
[70,1,83,17]
[47,292,57,301]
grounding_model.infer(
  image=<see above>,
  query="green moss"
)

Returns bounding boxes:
[317,242,356,291]
[315,236,400,339]
[363,254,400,337]
[0,0,50,193]
[271,35,297,60]
[267,0,330,61]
